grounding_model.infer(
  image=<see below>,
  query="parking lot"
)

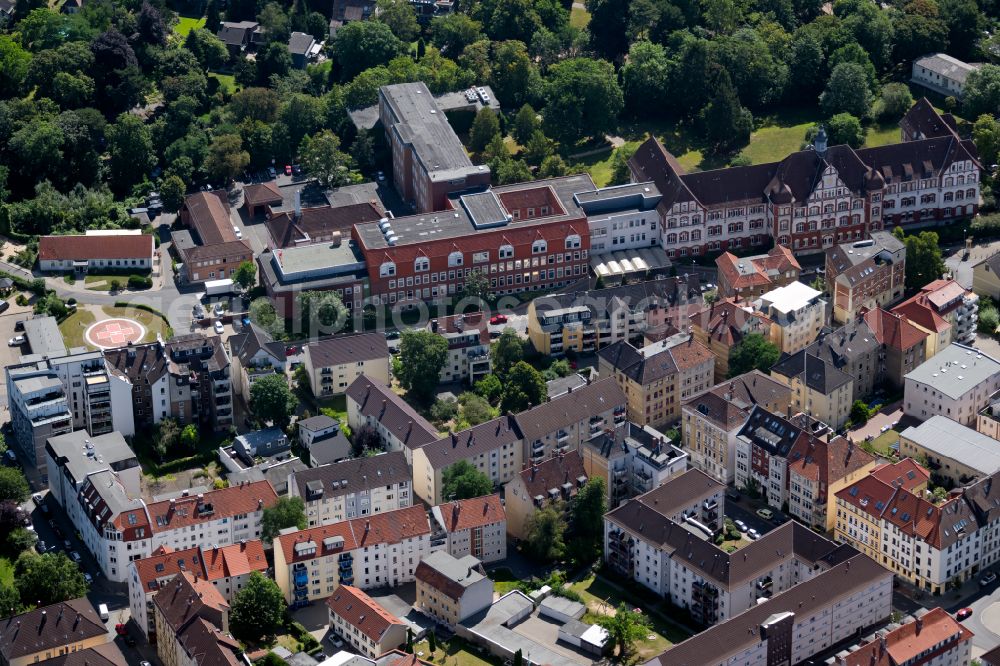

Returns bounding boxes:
[725,491,789,539]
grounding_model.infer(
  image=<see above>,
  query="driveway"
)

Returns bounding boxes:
[848,402,903,443]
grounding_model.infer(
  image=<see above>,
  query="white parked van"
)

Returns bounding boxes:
[98,604,109,622]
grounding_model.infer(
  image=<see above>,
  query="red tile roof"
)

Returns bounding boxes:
[787,434,874,484]
[689,298,771,346]
[152,571,229,633]
[201,540,268,580]
[132,546,203,594]
[870,458,930,491]
[183,191,234,245]
[842,607,973,666]
[275,505,430,564]
[325,585,404,643]
[434,494,506,533]
[891,298,951,334]
[863,308,929,351]
[39,234,154,262]
[146,481,278,534]
[716,246,800,291]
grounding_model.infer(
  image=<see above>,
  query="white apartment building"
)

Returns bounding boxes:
[414,551,493,628]
[273,505,434,604]
[756,282,826,354]
[572,182,661,254]
[647,552,893,666]
[904,343,1000,426]
[426,313,492,384]
[429,494,507,564]
[326,585,408,658]
[8,368,72,483]
[911,53,980,98]
[127,541,268,641]
[288,451,412,527]
[54,470,277,583]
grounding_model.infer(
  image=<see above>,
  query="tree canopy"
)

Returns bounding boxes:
[14,552,88,607]
[230,571,286,642]
[261,496,307,542]
[728,334,781,377]
[893,227,945,290]
[394,329,449,402]
[250,373,296,427]
[441,460,493,500]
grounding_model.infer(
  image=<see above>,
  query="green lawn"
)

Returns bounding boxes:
[866,429,900,457]
[570,5,591,29]
[83,274,128,291]
[57,308,97,348]
[490,567,521,596]
[865,121,902,148]
[209,72,237,94]
[413,637,501,666]
[174,15,205,37]
[570,573,692,661]
[0,557,13,589]
[576,141,641,187]
[58,305,169,350]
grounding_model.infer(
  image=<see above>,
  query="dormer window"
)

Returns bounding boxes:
[380,262,396,277]
[532,240,547,254]
[414,257,429,272]
[448,251,463,267]
[565,234,581,249]
[499,244,514,259]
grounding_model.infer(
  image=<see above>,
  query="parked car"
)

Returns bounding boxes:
[726,488,740,501]
[13,320,24,331]
[214,320,224,334]
[284,164,292,175]
[981,571,998,587]
[8,335,24,346]
[69,550,81,564]
[83,573,93,585]
[286,345,299,355]
[747,528,760,540]
[63,540,72,550]
[115,624,128,636]
[32,493,43,505]
[756,508,774,520]
[124,636,136,647]
[734,520,748,533]
[292,164,301,175]
[327,634,344,649]
[34,540,46,553]
[957,608,973,621]
[267,166,277,179]
[383,330,400,340]
[3,450,19,466]
[489,314,508,325]
[377,171,386,182]
[213,303,224,317]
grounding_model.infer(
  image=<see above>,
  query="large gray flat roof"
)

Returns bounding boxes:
[46,430,137,485]
[23,316,66,357]
[905,343,1000,399]
[380,82,480,179]
[901,415,1000,475]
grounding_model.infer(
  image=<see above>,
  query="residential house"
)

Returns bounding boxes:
[303,333,390,398]
[45,430,141,524]
[216,21,262,54]
[893,278,979,347]
[411,416,522,506]
[38,233,155,275]
[597,334,714,428]
[345,376,439,463]
[298,414,352,466]
[835,607,973,666]
[503,450,587,540]
[175,192,253,285]
[228,323,287,397]
[429,494,507,563]
[604,470,861,625]
[903,343,1000,426]
[527,278,700,356]
[288,31,318,68]
[512,376,627,466]
[734,407,876,528]
[0,598,111,666]
[769,352,854,429]
[378,82,490,214]
[272,505,433,604]
[899,415,1000,485]
[756,282,826,354]
[681,370,792,484]
[642,551,892,665]
[289,451,412,527]
[689,298,772,382]
[6,365,72,484]
[127,541,268,641]
[826,232,906,324]
[715,245,801,300]
[912,53,980,98]
[327,586,408,658]
[217,427,293,478]
[414,552,492,628]
[426,313,491,384]
[153,572,241,666]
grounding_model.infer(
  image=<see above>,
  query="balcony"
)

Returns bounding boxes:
[339,559,352,571]
[556,430,569,443]
[339,574,353,585]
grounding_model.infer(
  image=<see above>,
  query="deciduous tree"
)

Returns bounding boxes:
[0,467,28,504]
[395,329,449,402]
[106,113,153,195]
[204,133,250,184]
[250,373,296,427]
[728,333,780,377]
[14,552,88,607]
[230,572,285,641]
[597,604,652,661]
[331,21,404,81]
[441,459,493,500]
[523,504,566,561]
[234,260,257,290]
[826,112,865,148]
[500,361,546,413]
[469,107,500,153]
[819,62,872,118]
[376,0,419,42]
[543,57,623,145]
[261,496,306,542]
[299,130,352,187]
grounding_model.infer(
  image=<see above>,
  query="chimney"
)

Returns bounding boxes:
[294,189,302,219]
[915,617,923,634]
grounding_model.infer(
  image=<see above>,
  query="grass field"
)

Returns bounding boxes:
[58,305,170,349]
[490,567,521,596]
[570,573,692,661]
[413,637,500,666]
[0,557,13,589]
[570,5,591,29]
[865,121,902,148]
[174,15,205,37]
[83,274,127,291]
[867,429,900,457]
[209,72,237,93]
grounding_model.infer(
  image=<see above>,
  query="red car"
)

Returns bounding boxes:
[489,314,508,325]
[957,608,973,621]
[115,624,128,636]
[284,165,292,175]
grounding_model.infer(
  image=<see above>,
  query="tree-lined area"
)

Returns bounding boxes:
[0,0,994,240]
